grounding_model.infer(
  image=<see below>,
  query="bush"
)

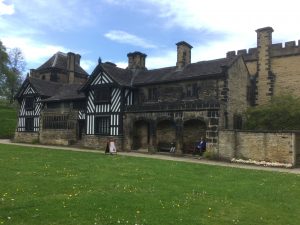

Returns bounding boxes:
[244,95,300,130]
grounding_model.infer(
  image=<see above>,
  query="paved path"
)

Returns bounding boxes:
[1,139,300,174]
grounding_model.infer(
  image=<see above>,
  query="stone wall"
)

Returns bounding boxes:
[14,132,39,143]
[39,129,76,145]
[39,110,78,146]
[272,55,300,97]
[83,135,123,151]
[218,130,296,165]
[227,57,250,129]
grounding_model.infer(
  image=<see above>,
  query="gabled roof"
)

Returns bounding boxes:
[80,62,134,91]
[36,52,88,76]
[15,77,84,102]
[15,77,62,101]
[101,62,133,86]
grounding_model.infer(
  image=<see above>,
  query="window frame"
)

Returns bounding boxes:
[93,86,111,104]
[94,116,111,135]
[24,96,35,110]
[148,87,158,101]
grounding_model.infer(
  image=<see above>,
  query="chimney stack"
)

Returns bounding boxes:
[75,54,81,65]
[255,27,274,105]
[127,52,147,71]
[176,41,193,69]
[67,52,75,84]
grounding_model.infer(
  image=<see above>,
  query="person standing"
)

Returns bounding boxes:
[109,138,117,154]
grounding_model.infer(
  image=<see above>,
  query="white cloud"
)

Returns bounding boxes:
[0,0,14,15]
[9,0,94,31]
[106,0,300,68]
[80,59,96,73]
[105,30,157,49]
[2,36,69,69]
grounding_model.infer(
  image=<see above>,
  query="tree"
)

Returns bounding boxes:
[0,41,10,98]
[0,42,25,103]
[244,95,300,130]
[6,48,25,103]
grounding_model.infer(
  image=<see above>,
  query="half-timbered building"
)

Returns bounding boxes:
[80,59,134,149]
[14,51,88,144]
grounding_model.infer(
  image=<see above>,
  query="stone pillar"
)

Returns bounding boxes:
[149,121,157,148]
[175,122,183,154]
[256,27,274,105]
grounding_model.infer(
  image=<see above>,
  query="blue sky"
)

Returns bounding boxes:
[1,0,300,74]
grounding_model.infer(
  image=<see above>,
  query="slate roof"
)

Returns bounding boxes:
[42,83,85,102]
[101,62,133,87]
[36,52,88,76]
[15,77,84,102]
[83,57,239,89]
[133,57,238,85]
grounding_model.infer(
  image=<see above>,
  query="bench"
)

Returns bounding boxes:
[157,142,173,152]
[183,142,198,154]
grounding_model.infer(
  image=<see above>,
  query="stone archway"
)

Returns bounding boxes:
[156,120,176,152]
[183,119,206,153]
[132,120,150,150]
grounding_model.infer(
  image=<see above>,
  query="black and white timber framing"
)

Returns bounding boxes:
[17,84,42,132]
[85,69,133,136]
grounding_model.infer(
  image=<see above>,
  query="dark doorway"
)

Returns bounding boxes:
[132,120,150,150]
[183,119,206,154]
[78,120,85,140]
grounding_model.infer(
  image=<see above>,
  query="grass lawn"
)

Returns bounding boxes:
[0,144,300,225]
[0,104,17,138]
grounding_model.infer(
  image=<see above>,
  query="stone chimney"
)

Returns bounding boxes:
[67,52,75,84]
[127,52,147,70]
[255,27,274,105]
[75,54,81,65]
[176,41,193,69]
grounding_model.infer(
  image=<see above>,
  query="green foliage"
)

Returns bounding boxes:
[0,102,17,138]
[244,95,300,130]
[0,41,25,103]
[1,144,300,225]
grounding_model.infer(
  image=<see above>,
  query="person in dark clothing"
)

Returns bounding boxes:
[195,137,206,155]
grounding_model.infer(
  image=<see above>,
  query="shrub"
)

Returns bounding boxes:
[244,95,300,130]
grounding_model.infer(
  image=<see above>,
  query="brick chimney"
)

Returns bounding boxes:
[176,41,193,69]
[67,52,75,84]
[127,52,147,71]
[255,27,274,105]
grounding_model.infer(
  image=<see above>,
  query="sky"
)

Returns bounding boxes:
[1,0,300,75]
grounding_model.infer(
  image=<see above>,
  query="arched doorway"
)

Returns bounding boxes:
[156,120,176,152]
[132,120,150,150]
[183,119,206,154]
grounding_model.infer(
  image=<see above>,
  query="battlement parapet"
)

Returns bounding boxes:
[226,40,300,61]
[226,48,257,61]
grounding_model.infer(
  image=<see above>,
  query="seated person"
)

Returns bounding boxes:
[195,137,206,155]
[170,141,176,153]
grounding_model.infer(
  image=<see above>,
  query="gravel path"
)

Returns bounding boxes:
[1,139,300,174]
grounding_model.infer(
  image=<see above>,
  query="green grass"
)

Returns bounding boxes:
[0,144,300,225]
[0,103,17,138]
